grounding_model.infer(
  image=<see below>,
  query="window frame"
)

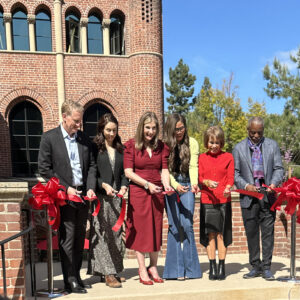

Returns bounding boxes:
[35,10,52,52]
[12,9,30,51]
[66,13,80,53]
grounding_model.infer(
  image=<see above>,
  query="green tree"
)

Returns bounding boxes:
[165,59,196,116]
[188,75,247,153]
[246,97,267,119]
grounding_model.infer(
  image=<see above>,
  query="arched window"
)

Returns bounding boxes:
[9,101,43,176]
[66,13,80,53]
[87,14,103,54]
[110,14,124,55]
[83,103,111,140]
[35,10,52,51]
[12,9,29,50]
[0,10,6,50]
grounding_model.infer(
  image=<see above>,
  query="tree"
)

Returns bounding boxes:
[246,97,267,119]
[263,48,300,164]
[165,59,196,116]
[188,74,247,153]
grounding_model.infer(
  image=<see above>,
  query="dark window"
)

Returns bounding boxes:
[12,10,29,50]
[0,11,6,50]
[83,103,111,140]
[35,10,52,51]
[110,15,124,55]
[66,13,80,53]
[88,14,103,54]
[9,101,43,176]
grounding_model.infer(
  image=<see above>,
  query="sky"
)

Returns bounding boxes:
[162,0,300,114]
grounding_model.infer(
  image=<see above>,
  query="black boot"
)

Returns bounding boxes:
[209,259,218,280]
[218,259,225,280]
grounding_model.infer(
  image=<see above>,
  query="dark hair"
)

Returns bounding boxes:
[164,113,190,174]
[93,113,123,153]
[204,126,225,149]
[135,111,159,150]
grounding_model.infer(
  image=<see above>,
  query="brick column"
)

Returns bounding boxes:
[0,180,29,300]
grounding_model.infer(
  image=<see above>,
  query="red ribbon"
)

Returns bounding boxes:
[263,178,300,222]
[112,194,126,232]
[29,177,100,230]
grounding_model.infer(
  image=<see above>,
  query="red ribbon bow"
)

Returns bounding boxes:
[112,194,126,232]
[264,178,300,222]
[29,177,100,230]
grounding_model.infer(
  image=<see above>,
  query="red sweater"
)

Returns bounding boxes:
[198,151,234,204]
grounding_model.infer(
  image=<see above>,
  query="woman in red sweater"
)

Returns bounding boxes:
[198,126,234,281]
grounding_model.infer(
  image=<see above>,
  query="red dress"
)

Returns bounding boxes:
[198,151,234,204]
[123,139,169,252]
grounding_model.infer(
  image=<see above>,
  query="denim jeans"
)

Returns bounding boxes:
[163,175,202,279]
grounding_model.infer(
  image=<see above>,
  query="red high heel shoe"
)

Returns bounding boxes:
[147,266,164,283]
[138,271,153,285]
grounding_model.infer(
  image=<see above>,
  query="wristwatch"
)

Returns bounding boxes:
[144,181,149,190]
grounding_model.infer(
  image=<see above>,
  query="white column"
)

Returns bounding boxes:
[102,19,111,55]
[80,18,88,54]
[54,0,65,122]
[3,13,12,50]
[27,15,36,51]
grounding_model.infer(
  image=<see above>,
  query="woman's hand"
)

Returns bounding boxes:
[148,182,162,194]
[223,186,232,198]
[164,185,175,195]
[177,184,189,194]
[118,186,127,196]
[102,183,117,196]
[191,184,200,194]
[203,179,219,189]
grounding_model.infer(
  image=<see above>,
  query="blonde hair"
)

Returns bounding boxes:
[135,111,159,150]
[61,100,83,116]
[204,126,225,149]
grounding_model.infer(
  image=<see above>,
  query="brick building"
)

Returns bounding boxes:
[0,1,296,299]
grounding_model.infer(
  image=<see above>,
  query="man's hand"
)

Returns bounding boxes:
[245,184,258,192]
[67,186,81,195]
[86,189,96,200]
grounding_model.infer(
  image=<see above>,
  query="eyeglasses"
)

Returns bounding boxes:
[175,126,185,133]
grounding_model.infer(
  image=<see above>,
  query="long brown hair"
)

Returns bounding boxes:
[164,113,190,174]
[94,113,123,153]
[135,111,159,150]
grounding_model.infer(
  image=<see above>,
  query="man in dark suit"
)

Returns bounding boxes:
[38,100,96,293]
[233,116,284,280]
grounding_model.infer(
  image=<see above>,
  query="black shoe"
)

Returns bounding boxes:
[67,280,87,294]
[243,269,262,279]
[77,277,92,289]
[218,259,226,280]
[262,269,275,281]
[209,259,218,280]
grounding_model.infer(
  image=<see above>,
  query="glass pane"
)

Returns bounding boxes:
[26,104,42,121]
[30,163,38,175]
[66,14,79,22]
[13,11,26,19]
[13,18,28,36]
[88,22,102,39]
[83,123,96,138]
[29,150,39,162]
[13,35,29,51]
[36,36,52,51]
[0,15,6,50]
[36,11,50,21]
[11,121,25,134]
[89,15,100,23]
[36,19,51,36]
[28,136,41,148]
[88,39,103,54]
[11,149,27,163]
[27,122,43,135]
[11,135,26,149]
[84,106,97,122]
[13,163,28,176]
[10,106,25,120]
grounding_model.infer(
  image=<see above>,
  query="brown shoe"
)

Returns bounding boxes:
[105,275,122,288]
[115,275,126,283]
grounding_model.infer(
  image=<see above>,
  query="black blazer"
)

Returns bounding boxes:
[38,126,97,192]
[96,150,128,194]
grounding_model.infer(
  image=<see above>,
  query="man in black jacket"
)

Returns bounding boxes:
[38,100,96,293]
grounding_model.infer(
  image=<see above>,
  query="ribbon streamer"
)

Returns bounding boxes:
[263,178,300,223]
[112,194,126,232]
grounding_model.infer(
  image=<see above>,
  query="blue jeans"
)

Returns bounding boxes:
[163,176,202,279]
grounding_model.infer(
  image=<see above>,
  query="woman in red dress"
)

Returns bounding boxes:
[124,112,173,285]
[198,126,234,280]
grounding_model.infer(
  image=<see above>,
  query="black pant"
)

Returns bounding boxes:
[58,203,88,285]
[241,198,276,271]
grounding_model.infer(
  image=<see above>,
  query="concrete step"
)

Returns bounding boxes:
[26,254,300,300]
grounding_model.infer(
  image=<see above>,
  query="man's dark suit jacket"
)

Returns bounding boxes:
[96,150,128,194]
[38,126,96,191]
